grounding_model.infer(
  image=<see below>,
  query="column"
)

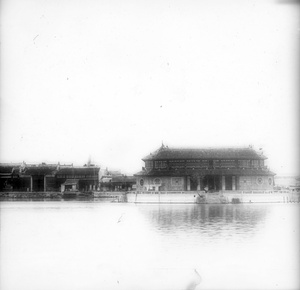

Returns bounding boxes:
[232,176,236,191]
[30,176,33,192]
[214,176,217,190]
[221,176,225,191]
[187,176,191,191]
[197,176,201,190]
[44,176,47,192]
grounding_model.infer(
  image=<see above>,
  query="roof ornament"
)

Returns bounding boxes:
[87,155,91,167]
[20,161,26,173]
[159,141,167,151]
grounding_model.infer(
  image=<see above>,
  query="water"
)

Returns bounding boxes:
[0,201,299,290]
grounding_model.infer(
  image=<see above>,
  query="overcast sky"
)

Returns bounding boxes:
[1,0,299,175]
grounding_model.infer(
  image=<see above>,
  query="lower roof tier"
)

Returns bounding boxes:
[135,168,275,177]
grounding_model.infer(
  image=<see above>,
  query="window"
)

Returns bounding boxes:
[213,160,220,167]
[155,161,167,168]
[268,177,273,185]
[145,161,153,169]
[238,160,250,168]
[256,177,264,185]
[154,178,161,185]
[201,160,209,167]
[220,160,235,168]
[171,177,183,185]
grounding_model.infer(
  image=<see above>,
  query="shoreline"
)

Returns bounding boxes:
[1,190,299,204]
[0,191,126,200]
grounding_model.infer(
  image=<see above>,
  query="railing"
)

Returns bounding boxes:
[218,190,291,194]
[130,191,197,194]
[168,165,270,170]
[128,190,293,195]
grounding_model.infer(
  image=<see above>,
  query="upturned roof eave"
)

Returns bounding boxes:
[135,168,276,177]
[142,147,267,161]
[143,156,267,161]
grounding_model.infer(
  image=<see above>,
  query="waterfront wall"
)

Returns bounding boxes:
[2,190,298,203]
[222,192,298,203]
[136,176,185,192]
[126,191,300,204]
[126,192,197,203]
[0,191,63,199]
[0,191,128,201]
[238,176,274,191]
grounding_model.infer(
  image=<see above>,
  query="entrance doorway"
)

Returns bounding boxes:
[190,176,198,191]
[32,175,44,191]
[225,176,232,190]
[203,175,220,192]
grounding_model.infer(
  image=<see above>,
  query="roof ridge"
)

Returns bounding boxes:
[142,146,265,161]
[165,147,253,150]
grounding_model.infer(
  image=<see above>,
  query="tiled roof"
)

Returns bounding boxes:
[109,170,122,176]
[0,165,21,174]
[62,179,79,185]
[1,164,100,176]
[56,167,99,175]
[21,166,57,175]
[135,168,275,177]
[143,146,266,161]
[111,176,136,183]
[101,177,112,183]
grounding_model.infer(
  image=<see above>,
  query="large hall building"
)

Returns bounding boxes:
[135,144,275,192]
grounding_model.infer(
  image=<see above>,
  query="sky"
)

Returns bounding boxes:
[0,0,299,176]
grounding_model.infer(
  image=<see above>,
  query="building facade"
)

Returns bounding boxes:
[99,168,135,191]
[0,163,23,191]
[0,162,100,192]
[135,145,275,192]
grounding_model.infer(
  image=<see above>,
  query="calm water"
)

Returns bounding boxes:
[0,201,299,290]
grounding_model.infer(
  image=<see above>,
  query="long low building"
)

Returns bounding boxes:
[134,144,276,192]
[0,162,99,192]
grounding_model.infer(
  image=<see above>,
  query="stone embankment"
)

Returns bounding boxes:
[126,190,300,204]
[0,192,63,199]
[0,191,127,200]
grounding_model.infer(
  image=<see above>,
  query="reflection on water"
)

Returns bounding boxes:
[0,201,299,290]
[142,204,269,237]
